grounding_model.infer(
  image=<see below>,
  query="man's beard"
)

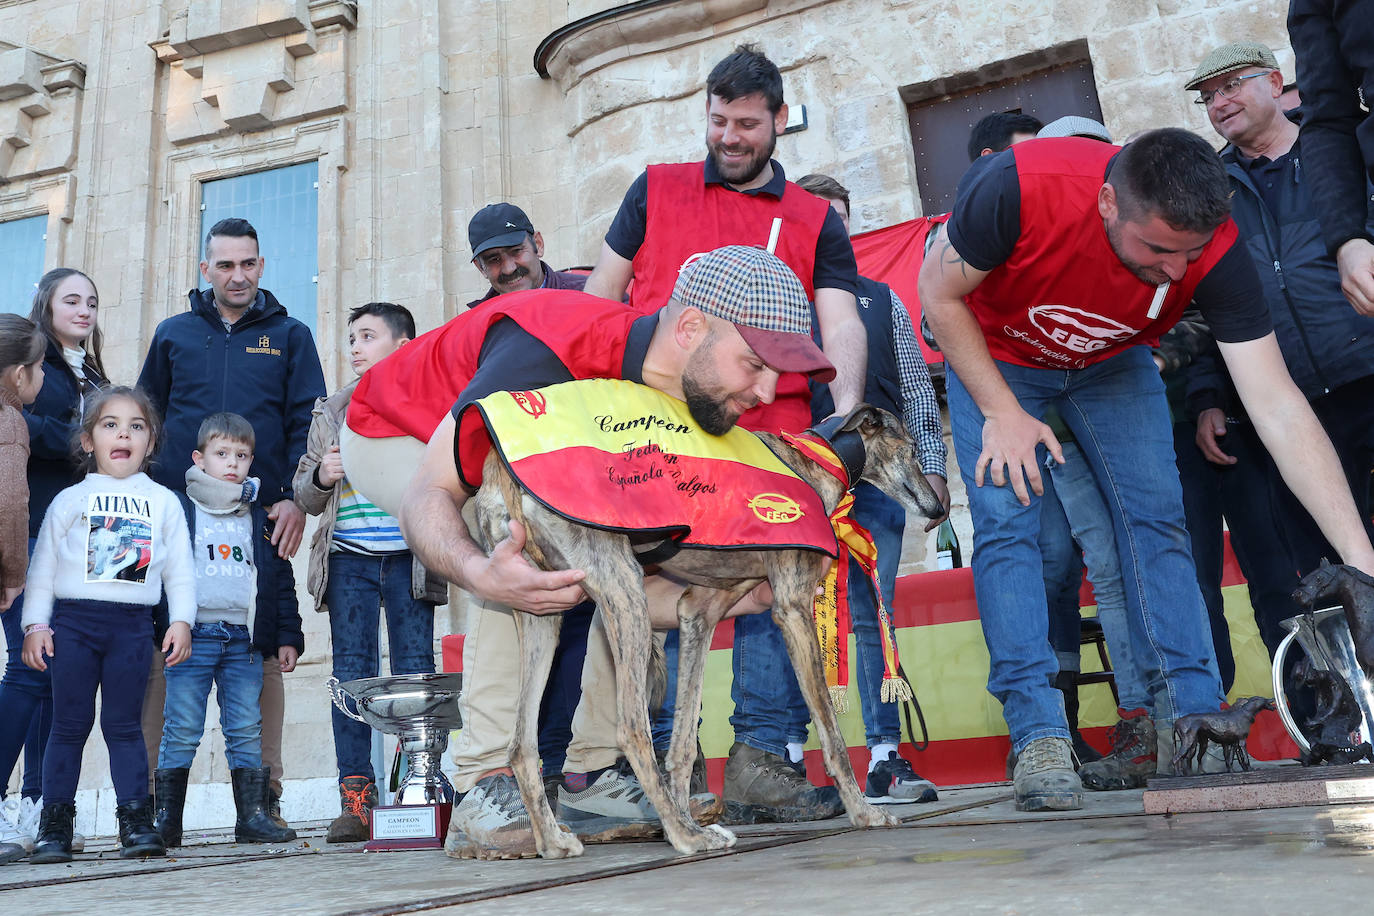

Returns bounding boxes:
[682,339,744,435]
[708,128,778,186]
[1104,217,1170,286]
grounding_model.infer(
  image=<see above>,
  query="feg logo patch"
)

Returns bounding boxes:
[510,390,548,418]
[1027,304,1138,355]
[748,492,803,524]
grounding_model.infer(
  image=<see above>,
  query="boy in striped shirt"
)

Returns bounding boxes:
[294,303,448,843]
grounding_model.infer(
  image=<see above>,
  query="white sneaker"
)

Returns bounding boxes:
[26,798,84,853]
[0,796,33,853]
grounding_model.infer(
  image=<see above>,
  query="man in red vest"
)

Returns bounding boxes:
[584,44,865,824]
[353,246,835,858]
[918,127,1374,813]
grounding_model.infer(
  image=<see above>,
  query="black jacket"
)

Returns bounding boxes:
[1185,127,1374,417]
[23,340,105,537]
[155,493,305,658]
[137,288,325,504]
[1289,0,1374,254]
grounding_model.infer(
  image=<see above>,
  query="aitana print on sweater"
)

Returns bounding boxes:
[85,491,153,583]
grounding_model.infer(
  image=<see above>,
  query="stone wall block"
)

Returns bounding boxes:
[1089,0,1156,31]
[200,43,296,131]
[0,47,45,101]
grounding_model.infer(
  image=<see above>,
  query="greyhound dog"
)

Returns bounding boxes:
[469,403,944,858]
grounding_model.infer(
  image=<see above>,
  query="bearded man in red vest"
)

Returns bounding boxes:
[918,127,1374,813]
[583,44,867,825]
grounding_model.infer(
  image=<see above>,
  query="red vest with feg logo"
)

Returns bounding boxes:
[967,139,1238,369]
[634,162,831,434]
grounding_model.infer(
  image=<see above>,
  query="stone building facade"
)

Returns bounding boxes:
[0,0,1292,830]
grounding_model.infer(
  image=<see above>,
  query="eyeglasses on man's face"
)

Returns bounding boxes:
[1195,71,1273,106]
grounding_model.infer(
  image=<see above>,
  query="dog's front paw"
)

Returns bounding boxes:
[666,822,737,855]
[849,803,900,828]
[537,825,585,860]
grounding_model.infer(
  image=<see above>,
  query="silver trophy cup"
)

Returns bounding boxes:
[327,672,463,805]
[1273,606,1374,753]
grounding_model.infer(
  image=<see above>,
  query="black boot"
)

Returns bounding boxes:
[231,767,297,844]
[154,767,191,847]
[1054,670,1103,765]
[116,798,166,858]
[30,802,76,865]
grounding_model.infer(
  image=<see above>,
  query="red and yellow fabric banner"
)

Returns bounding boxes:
[470,379,837,555]
[780,432,910,708]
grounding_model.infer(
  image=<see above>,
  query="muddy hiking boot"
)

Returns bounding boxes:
[1080,709,1157,791]
[326,776,378,844]
[721,741,844,824]
[445,771,540,860]
[559,758,722,843]
[1012,736,1083,811]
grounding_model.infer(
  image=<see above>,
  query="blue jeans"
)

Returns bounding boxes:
[159,621,263,770]
[44,599,153,806]
[730,610,798,757]
[947,348,1224,752]
[0,537,51,799]
[1044,440,1150,710]
[784,481,905,748]
[326,551,436,782]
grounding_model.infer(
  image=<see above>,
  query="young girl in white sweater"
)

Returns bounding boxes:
[21,386,194,863]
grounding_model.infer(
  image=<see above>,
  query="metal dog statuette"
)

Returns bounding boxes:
[327,672,463,850]
[1171,696,1275,776]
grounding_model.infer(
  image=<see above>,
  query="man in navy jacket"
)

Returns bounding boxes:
[137,216,325,818]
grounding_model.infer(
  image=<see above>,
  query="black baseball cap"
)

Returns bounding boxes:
[469,203,534,257]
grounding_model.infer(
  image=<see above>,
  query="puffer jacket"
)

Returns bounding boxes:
[292,379,448,613]
[138,287,325,504]
[1186,124,1374,416]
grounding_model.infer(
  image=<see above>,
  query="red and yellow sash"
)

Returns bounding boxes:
[780,432,910,710]
[471,379,837,555]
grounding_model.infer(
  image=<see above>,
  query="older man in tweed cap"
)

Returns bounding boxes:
[344,245,835,859]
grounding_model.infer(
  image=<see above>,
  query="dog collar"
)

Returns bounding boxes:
[808,415,866,484]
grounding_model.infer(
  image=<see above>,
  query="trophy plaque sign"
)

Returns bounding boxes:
[327,672,463,850]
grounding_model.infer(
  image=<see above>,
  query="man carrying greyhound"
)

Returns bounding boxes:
[345,246,836,859]
[918,127,1374,813]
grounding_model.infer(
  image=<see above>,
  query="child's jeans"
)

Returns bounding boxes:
[43,599,154,806]
[326,551,435,782]
[159,621,264,770]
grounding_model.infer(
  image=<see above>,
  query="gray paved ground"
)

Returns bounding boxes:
[3,784,1373,915]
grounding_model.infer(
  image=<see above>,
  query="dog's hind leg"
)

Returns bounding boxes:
[584,562,734,854]
[663,582,753,817]
[769,553,897,829]
[510,610,583,859]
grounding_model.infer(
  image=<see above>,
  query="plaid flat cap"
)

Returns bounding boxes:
[1186,42,1279,90]
[671,245,835,382]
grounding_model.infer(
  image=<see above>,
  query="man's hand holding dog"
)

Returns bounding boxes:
[473,519,587,614]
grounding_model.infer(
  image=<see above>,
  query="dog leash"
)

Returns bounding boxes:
[896,662,930,751]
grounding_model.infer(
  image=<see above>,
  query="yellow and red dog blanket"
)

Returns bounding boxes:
[466,378,838,556]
